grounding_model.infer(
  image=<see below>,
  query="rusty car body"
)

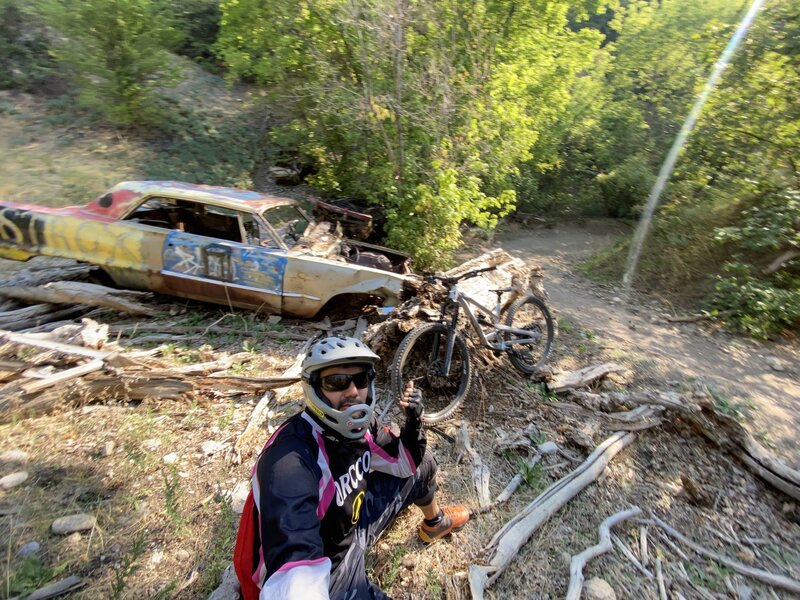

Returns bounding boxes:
[0,181,416,318]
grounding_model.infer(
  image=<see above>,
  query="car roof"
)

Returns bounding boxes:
[82,181,296,220]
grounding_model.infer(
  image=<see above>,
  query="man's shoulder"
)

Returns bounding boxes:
[260,412,319,461]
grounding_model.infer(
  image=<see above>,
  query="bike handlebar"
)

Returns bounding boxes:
[423,265,497,287]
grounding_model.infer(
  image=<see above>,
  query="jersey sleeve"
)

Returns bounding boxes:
[254,443,331,598]
[369,413,427,474]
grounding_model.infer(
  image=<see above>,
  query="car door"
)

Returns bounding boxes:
[155,201,287,312]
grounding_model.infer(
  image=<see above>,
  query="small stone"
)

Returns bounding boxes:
[735,548,756,565]
[102,441,115,457]
[201,440,225,456]
[0,471,29,489]
[611,297,622,304]
[782,502,796,515]
[402,556,415,569]
[584,577,616,600]
[737,584,753,600]
[537,441,559,454]
[1,449,29,465]
[765,356,785,372]
[142,438,161,451]
[175,548,191,561]
[231,481,250,515]
[17,541,40,557]
[207,565,241,600]
[162,453,179,465]
[150,549,164,565]
[51,513,96,535]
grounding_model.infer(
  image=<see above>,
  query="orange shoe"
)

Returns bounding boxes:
[419,505,471,544]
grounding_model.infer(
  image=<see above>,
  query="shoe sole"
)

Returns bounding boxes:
[419,523,467,544]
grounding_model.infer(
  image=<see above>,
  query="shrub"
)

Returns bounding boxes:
[708,262,800,338]
[39,0,182,127]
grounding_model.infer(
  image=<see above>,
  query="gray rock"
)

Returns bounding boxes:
[230,481,250,515]
[51,513,96,535]
[0,471,29,489]
[102,441,115,457]
[0,449,29,465]
[584,577,616,600]
[201,440,225,456]
[162,452,179,464]
[765,356,785,372]
[537,441,560,454]
[17,541,40,557]
[207,565,241,600]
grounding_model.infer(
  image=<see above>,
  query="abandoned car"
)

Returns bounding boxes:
[0,181,416,318]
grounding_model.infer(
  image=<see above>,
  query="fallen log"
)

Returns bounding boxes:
[565,506,642,600]
[20,359,104,394]
[0,281,153,316]
[629,392,800,500]
[107,323,310,342]
[0,329,109,360]
[468,431,638,599]
[547,362,625,393]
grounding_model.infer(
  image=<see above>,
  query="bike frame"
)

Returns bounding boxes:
[437,283,542,376]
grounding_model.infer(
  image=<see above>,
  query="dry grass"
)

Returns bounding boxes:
[0,92,146,207]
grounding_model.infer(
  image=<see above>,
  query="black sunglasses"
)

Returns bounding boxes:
[319,370,372,392]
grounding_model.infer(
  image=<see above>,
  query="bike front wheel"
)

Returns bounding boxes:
[503,295,554,374]
[390,322,473,423]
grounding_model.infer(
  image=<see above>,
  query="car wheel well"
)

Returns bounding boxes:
[316,293,384,321]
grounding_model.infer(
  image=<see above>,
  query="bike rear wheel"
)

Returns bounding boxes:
[390,322,473,423]
[503,295,554,374]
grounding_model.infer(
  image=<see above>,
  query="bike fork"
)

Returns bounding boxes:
[440,306,459,377]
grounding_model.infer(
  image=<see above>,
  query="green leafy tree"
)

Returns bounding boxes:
[217,0,603,268]
[39,0,182,127]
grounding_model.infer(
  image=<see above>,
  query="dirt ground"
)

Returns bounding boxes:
[2,221,800,600]
[492,220,800,470]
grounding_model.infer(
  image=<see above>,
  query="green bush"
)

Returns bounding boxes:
[0,0,54,91]
[708,262,800,339]
[39,0,182,127]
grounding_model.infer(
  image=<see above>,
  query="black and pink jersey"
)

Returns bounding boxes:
[242,409,427,599]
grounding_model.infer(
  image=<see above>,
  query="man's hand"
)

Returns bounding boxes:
[399,381,423,421]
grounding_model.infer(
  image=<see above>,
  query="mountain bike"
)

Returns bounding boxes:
[389,265,554,423]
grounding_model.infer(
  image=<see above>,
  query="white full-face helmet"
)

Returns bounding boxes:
[301,336,380,440]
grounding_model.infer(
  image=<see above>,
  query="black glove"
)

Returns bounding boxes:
[404,388,424,421]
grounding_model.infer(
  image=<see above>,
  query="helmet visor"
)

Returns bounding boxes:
[320,370,373,393]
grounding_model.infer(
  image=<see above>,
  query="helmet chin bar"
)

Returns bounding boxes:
[302,377,378,440]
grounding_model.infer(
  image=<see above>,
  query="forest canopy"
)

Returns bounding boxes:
[1,0,798,336]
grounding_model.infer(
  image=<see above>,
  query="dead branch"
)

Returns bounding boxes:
[650,516,800,594]
[468,431,637,599]
[611,533,654,580]
[20,359,104,394]
[455,421,491,508]
[565,506,642,600]
[108,323,310,341]
[655,557,667,600]
[0,330,109,359]
[547,363,625,393]
[230,337,313,464]
[0,281,153,316]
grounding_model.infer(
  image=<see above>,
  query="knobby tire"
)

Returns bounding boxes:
[390,322,473,424]
[503,295,554,374]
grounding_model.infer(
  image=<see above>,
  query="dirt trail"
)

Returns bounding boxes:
[491,219,800,469]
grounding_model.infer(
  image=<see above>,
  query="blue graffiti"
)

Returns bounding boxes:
[162,230,286,292]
